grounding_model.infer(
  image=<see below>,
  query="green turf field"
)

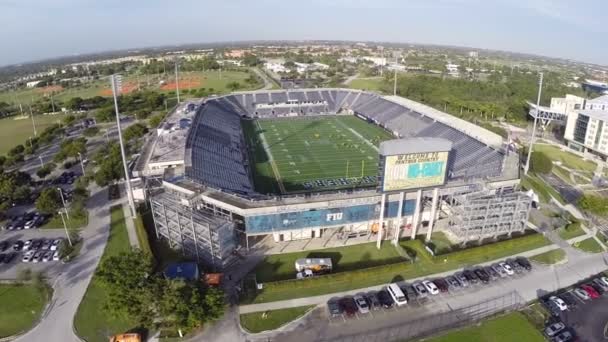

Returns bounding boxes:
[0,114,65,154]
[242,115,394,194]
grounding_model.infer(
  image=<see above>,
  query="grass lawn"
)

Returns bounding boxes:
[0,114,65,154]
[520,174,565,204]
[40,212,88,230]
[239,305,315,333]
[74,206,137,342]
[573,237,604,253]
[557,222,585,240]
[242,115,394,194]
[348,78,386,92]
[254,242,406,283]
[428,231,455,254]
[0,284,50,338]
[533,144,597,172]
[422,312,544,342]
[529,248,566,265]
[246,233,550,304]
[552,165,574,185]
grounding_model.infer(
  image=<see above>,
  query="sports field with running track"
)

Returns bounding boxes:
[242,115,394,194]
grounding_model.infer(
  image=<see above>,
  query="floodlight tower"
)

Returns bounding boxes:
[174,57,181,104]
[524,72,544,175]
[110,74,136,216]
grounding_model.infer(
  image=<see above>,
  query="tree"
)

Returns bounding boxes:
[95,106,115,122]
[123,123,148,142]
[530,151,553,174]
[578,195,608,217]
[66,97,84,111]
[149,114,164,128]
[241,53,261,67]
[36,166,52,179]
[226,81,241,92]
[8,144,24,157]
[35,188,62,214]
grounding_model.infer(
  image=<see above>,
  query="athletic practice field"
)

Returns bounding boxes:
[242,115,394,194]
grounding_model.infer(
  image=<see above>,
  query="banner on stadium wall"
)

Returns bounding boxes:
[245,200,415,234]
[382,151,449,192]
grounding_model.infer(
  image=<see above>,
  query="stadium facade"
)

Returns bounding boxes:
[135,88,528,270]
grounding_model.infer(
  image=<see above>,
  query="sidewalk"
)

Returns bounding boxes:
[123,203,140,249]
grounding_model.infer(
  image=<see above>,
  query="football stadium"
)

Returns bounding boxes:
[135,89,530,269]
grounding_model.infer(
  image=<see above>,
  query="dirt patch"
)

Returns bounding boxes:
[98,81,139,96]
[36,85,63,94]
[160,76,202,90]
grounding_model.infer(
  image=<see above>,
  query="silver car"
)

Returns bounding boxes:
[354,294,370,314]
[544,322,565,337]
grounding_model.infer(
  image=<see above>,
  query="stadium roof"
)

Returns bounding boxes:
[379,138,453,156]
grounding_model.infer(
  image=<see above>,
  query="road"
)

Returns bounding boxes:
[15,184,110,342]
[252,68,276,90]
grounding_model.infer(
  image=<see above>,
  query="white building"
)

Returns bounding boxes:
[468,51,479,59]
[446,63,460,76]
[265,62,288,73]
[26,80,42,88]
[561,95,608,158]
[362,57,387,66]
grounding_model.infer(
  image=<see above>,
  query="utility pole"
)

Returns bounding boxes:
[393,55,398,96]
[58,210,73,247]
[77,152,86,175]
[57,187,70,220]
[111,74,136,217]
[29,101,37,136]
[524,72,544,175]
[174,58,181,104]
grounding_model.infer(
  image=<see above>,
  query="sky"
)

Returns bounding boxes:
[0,0,607,66]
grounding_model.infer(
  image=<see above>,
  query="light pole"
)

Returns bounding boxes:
[174,58,181,104]
[111,74,136,217]
[29,102,37,136]
[524,72,544,175]
[57,187,69,220]
[58,210,73,247]
[38,156,44,168]
[77,152,86,175]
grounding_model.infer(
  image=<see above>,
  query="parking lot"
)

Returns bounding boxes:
[542,275,608,342]
[325,257,534,325]
[0,228,68,280]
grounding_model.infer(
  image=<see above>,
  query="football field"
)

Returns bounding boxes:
[242,115,394,194]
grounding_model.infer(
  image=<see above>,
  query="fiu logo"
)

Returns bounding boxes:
[326,212,343,222]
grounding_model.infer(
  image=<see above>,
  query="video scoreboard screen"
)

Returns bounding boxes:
[381,151,449,192]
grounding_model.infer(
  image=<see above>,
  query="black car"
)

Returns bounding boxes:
[484,266,499,280]
[515,257,532,271]
[0,241,8,252]
[445,276,461,289]
[433,278,450,293]
[338,297,358,317]
[558,292,578,309]
[463,269,479,284]
[31,239,43,250]
[0,254,5,263]
[507,259,524,273]
[12,240,24,251]
[403,285,418,301]
[543,299,562,317]
[377,290,394,308]
[589,282,606,295]
[327,299,342,317]
[474,268,490,283]
[365,292,382,311]
[2,253,16,264]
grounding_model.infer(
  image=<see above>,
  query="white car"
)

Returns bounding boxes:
[50,239,63,251]
[353,295,370,314]
[573,288,591,301]
[22,251,34,263]
[598,276,608,287]
[23,239,33,251]
[499,262,514,276]
[549,296,568,311]
[593,278,608,292]
[42,251,54,262]
[52,251,60,261]
[492,264,507,278]
[23,220,36,229]
[422,280,440,295]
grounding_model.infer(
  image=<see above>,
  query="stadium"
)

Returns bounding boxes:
[136,88,530,270]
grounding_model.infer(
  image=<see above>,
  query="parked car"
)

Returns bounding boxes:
[41,239,52,250]
[50,239,63,251]
[549,296,568,311]
[32,251,43,263]
[484,266,499,280]
[445,276,461,289]
[463,270,479,284]
[492,264,508,277]
[598,276,608,288]
[354,294,370,314]
[544,322,566,337]
[498,262,514,276]
[455,272,469,287]
[365,292,381,311]
[0,240,9,252]
[413,282,429,298]
[22,251,34,263]
[544,299,562,317]
[377,290,394,308]
[31,239,42,250]
[558,292,578,309]
[12,240,24,251]
[588,282,605,295]
[573,288,591,301]
[2,252,16,264]
[433,278,449,293]
[327,299,342,317]
[581,285,600,299]
[593,278,608,292]
[387,283,408,305]
[23,220,37,229]
[52,251,60,261]
[338,297,358,317]
[0,254,5,263]
[23,239,33,251]
[42,251,53,262]
[474,268,490,284]
[515,257,532,271]
[553,328,575,342]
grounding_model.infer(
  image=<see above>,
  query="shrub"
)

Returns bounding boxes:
[530,151,552,174]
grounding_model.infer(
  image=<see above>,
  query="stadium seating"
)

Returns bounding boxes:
[187,89,506,197]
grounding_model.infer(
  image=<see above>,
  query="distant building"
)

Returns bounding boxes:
[26,80,42,88]
[582,80,608,94]
[468,51,479,59]
[225,49,247,58]
[362,57,387,66]
[446,63,460,76]
[387,63,406,71]
[265,62,288,73]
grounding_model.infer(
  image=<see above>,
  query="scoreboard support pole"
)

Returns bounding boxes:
[393,191,404,245]
[410,189,422,239]
[426,188,439,242]
[376,193,386,249]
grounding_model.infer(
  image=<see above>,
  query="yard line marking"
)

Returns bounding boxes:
[256,120,287,193]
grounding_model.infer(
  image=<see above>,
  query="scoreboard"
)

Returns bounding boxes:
[381,151,449,192]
